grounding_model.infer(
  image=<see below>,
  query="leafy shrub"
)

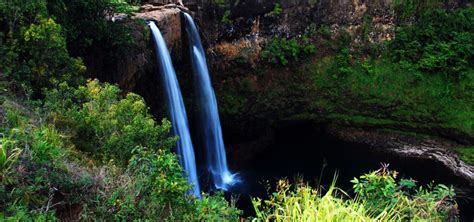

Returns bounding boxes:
[261,37,316,66]
[352,166,457,221]
[44,79,176,166]
[92,147,193,220]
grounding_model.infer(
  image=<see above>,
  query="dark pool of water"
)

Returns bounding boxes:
[216,122,474,221]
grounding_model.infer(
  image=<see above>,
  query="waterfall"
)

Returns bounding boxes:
[149,21,201,197]
[183,13,239,190]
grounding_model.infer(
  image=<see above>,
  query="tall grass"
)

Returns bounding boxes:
[252,179,395,222]
[252,170,457,222]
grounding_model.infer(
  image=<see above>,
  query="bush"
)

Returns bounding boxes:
[261,37,316,66]
[352,166,457,220]
[0,103,94,221]
[92,147,193,220]
[44,79,176,166]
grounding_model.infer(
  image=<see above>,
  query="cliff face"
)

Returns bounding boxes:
[184,0,469,40]
[99,0,470,96]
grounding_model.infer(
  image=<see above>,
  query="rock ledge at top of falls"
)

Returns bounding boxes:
[327,126,474,188]
[134,4,190,55]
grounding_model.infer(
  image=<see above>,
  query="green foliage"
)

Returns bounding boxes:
[390,8,474,80]
[361,15,371,42]
[0,102,93,221]
[195,192,241,221]
[352,166,457,221]
[0,207,57,221]
[455,146,474,165]
[0,0,85,95]
[31,126,62,163]
[93,147,192,220]
[221,10,232,25]
[253,167,457,222]
[253,179,375,222]
[0,0,138,96]
[91,147,241,221]
[331,48,353,78]
[211,0,227,7]
[268,3,283,17]
[311,54,474,139]
[318,24,332,39]
[308,8,474,139]
[21,18,85,87]
[47,0,136,57]
[0,135,22,185]
[110,0,139,14]
[0,0,48,33]
[44,79,175,166]
[392,0,440,22]
[261,37,316,66]
[1,79,242,220]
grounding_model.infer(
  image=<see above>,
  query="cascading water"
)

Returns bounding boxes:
[149,21,201,197]
[183,13,239,190]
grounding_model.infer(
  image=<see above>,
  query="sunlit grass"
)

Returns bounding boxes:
[252,170,457,222]
[252,178,394,222]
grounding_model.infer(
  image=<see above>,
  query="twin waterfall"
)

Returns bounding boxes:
[149,13,238,197]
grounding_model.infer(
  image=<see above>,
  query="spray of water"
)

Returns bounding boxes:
[183,13,240,190]
[149,21,201,197]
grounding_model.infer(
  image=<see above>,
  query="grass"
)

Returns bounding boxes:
[253,180,381,221]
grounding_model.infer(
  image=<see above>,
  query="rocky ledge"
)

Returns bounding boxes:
[327,126,474,188]
[134,3,190,55]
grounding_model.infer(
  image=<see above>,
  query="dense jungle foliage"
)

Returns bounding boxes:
[0,0,471,220]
